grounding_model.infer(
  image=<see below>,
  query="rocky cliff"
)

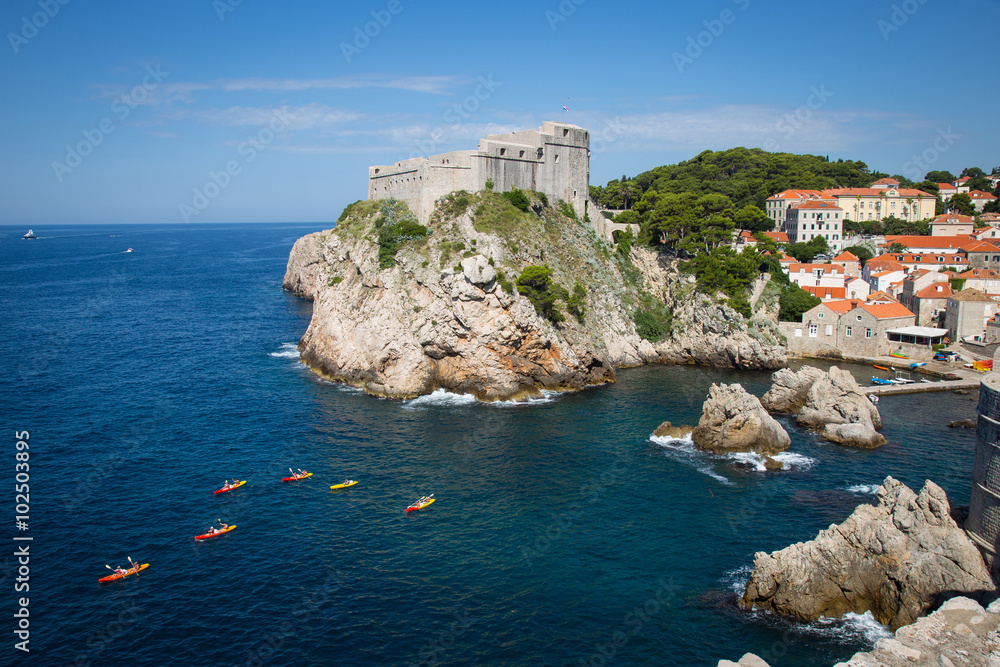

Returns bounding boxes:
[691,383,791,455]
[283,194,785,400]
[740,477,996,631]
[720,597,1000,667]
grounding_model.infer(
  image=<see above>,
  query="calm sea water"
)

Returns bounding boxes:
[0,224,981,667]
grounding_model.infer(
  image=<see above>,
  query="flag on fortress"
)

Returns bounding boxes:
[562,105,569,112]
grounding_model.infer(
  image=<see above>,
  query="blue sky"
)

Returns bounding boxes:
[1,0,997,224]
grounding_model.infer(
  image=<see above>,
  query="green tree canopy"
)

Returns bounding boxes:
[734,204,773,232]
[949,193,976,216]
[925,170,956,183]
[779,286,821,322]
[843,245,874,264]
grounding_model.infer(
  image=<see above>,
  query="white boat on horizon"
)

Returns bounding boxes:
[22,229,36,240]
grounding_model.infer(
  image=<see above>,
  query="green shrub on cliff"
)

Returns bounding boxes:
[567,282,586,323]
[516,265,564,324]
[502,187,530,212]
[376,201,428,269]
[778,285,821,322]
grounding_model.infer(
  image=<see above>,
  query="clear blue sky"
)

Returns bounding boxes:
[1,0,997,224]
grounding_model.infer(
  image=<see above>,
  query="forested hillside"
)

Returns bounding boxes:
[591,148,881,211]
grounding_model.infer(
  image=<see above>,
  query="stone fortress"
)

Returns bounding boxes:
[368,121,591,224]
[967,357,1000,575]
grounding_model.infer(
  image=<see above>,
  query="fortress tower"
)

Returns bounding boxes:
[368,121,590,223]
[967,360,1000,575]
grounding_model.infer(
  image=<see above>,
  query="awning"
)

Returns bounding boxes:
[885,326,949,337]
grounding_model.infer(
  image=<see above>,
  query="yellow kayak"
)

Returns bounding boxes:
[330,480,358,489]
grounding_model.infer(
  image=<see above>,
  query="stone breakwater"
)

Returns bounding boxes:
[720,597,1000,667]
[283,197,785,400]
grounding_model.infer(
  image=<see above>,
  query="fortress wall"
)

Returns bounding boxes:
[968,371,1000,574]
[368,122,590,223]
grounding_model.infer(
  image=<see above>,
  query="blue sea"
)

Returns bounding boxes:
[0,224,981,666]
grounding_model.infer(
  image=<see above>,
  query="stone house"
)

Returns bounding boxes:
[831,250,861,277]
[986,313,1000,344]
[970,190,998,212]
[780,299,917,358]
[945,289,999,340]
[956,268,1000,294]
[787,262,846,290]
[898,270,948,317]
[911,282,952,327]
[963,241,1000,270]
[930,213,974,236]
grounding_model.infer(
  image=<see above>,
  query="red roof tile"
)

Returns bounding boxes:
[833,251,859,262]
[915,283,953,299]
[823,299,863,314]
[881,236,973,249]
[789,201,842,210]
[860,302,915,319]
[803,286,846,299]
[764,231,790,243]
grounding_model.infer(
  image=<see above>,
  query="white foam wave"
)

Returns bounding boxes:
[650,434,734,486]
[404,388,478,408]
[721,565,753,597]
[811,611,892,644]
[844,484,880,495]
[269,343,300,359]
[725,450,816,472]
[491,389,561,408]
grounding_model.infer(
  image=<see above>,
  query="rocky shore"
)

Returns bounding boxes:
[283,195,785,400]
[740,477,995,630]
[720,597,1000,667]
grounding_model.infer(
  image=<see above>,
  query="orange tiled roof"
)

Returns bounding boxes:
[764,231,790,243]
[970,190,997,201]
[766,189,828,201]
[915,283,953,299]
[789,263,842,274]
[860,302,915,319]
[957,268,1000,279]
[867,290,899,303]
[803,286,846,299]
[872,178,900,186]
[962,241,1000,253]
[789,201,842,210]
[866,256,906,272]
[949,288,998,303]
[932,213,974,223]
[833,251,859,262]
[938,183,957,191]
[823,299,863,314]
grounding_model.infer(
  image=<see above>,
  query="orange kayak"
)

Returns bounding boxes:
[98,563,149,584]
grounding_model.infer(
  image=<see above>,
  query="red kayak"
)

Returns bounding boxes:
[214,480,246,494]
[194,525,236,540]
[282,471,312,482]
[406,495,435,512]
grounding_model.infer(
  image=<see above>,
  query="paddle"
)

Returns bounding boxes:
[127,556,139,576]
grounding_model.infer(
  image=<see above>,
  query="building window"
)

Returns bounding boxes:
[846,326,853,336]
[818,312,824,318]
[809,324,818,337]
[499,148,506,156]
[865,328,873,338]
[537,148,544,159]
[857,315,863,321]
[563,128,569,136]
[795,328,802,337]
[554,155,560,163]
[519,150,525,158]
[826,325,833,336]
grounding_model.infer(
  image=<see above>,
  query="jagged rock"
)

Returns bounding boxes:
[691,383,791,455]
[720,597,1000,667]
[740,477,996,631]
[823,423,886,449]
[949,418,977,429]
[652,421,693,439]
[796,366,884,448]
[954,389,971,395]
[461,254,496,286]
[762,456,783,471]
[761,366,826,413]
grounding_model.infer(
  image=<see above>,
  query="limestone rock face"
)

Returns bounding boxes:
[796,366,884,447]
[691,383,791,455]
[719,597,1000,667]
[740,477,996,631]
[760,366,826,413]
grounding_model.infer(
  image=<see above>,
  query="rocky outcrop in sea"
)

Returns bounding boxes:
[283,195,785,400]
[761,366,884,448]
[720,597,1000,667]
[740,477,996,631]
[691,383,790,456]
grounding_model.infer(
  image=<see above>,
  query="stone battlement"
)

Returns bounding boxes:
[368,121,590,223]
